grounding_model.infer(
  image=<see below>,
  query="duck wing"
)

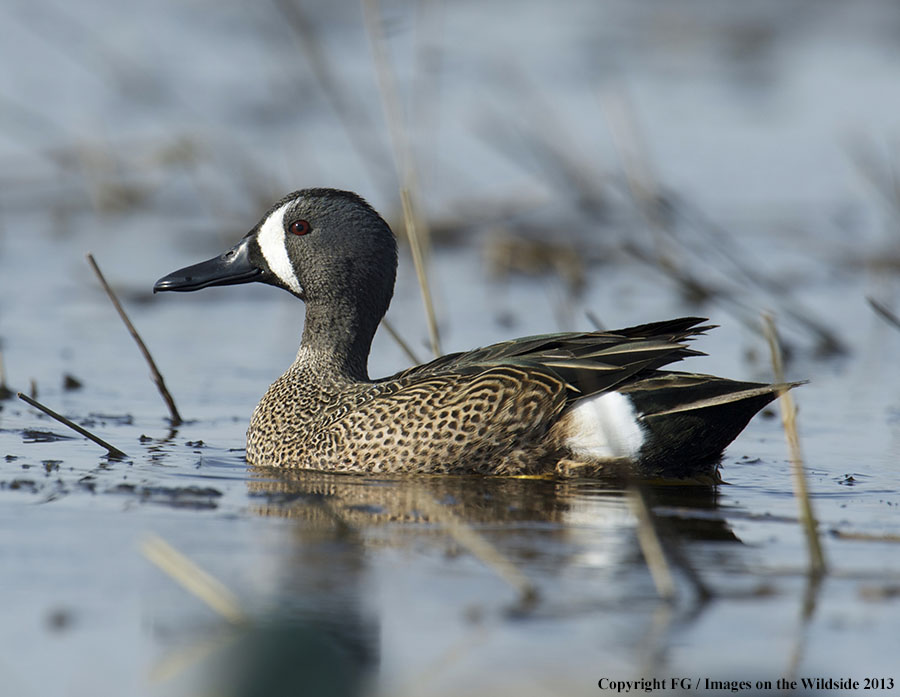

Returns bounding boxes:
[387,316,713,402]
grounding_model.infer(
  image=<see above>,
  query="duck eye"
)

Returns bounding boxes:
[289,219,311,236]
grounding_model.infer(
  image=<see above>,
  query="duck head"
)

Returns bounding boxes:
[155,188,397,309]
[155,188,399,377]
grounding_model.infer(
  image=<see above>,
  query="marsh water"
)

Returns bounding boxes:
[2,1,900,695]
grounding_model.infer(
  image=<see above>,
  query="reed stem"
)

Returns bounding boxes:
[17,392,127,459]
[87,253,183,425]
[762,313,826,576]
[142,535,246,625]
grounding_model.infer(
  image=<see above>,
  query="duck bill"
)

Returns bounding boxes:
[154,235,262,293]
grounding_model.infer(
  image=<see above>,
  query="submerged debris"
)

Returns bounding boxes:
[859,585,900,602]
[108,483,223,510]
[63,373,83,390]
[23,429,76,443]
[0,352,12,400]
[4,479,39,493]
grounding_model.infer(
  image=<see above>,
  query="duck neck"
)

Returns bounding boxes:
[296,297,378,382]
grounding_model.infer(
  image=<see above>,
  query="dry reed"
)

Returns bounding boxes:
[142,535,246,625]
[380,318,422,365]
[272,0,396,200]
[867,296,900,332]
[762,313,826,576]
[86,253,182,425]
[363,0,442,357]
[627,487,677,601]
[17,392,127,459]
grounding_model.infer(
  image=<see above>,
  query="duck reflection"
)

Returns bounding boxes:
[213,470,738,696]
[204,481,378,697]
[248,468,573,526]
[247,468,737,545]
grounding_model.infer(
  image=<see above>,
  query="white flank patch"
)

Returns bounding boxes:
[256,202,303,295]
[562,391,644,460]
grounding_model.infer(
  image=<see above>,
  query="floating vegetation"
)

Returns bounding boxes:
[110,483,223,509]
[62,373,83,390]
[22,428,76,443]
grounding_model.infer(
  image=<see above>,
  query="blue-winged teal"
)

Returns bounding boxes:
[155,188,798,481]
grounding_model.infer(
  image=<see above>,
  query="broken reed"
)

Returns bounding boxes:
[17,392,127,459]
[86,253,182,425]
[762,313,826,576]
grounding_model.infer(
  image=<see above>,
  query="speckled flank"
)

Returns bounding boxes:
[247,359,567,475]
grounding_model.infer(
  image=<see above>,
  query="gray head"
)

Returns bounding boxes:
[155,188,398,377]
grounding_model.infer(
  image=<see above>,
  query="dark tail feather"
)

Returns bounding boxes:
[622,374,803,479]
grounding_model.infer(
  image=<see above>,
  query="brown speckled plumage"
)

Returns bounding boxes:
[155,188,801,480]
[246,319,710,476]
[248,358,563,475]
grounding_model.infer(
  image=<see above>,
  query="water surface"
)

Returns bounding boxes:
[2,1,900,694]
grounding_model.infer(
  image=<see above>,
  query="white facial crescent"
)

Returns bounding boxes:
[256,202,303,295]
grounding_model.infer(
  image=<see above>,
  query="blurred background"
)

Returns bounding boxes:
[4,0,900,362]
[2,1,900,695]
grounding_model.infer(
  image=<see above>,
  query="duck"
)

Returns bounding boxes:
[154,188,798,481]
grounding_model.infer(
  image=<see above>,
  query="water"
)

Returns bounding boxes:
[2,1,900,695]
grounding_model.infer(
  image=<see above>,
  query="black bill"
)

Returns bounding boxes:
[154,235,262,293]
